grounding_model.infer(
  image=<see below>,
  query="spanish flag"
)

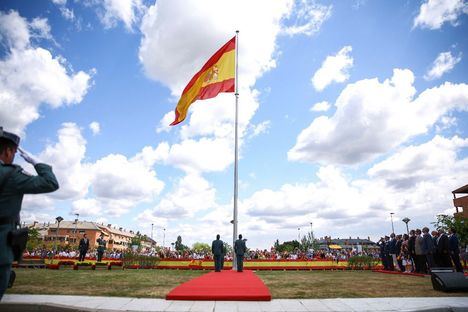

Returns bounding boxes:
[170,36,236,126]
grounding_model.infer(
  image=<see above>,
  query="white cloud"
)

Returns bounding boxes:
[0,11,93,134]
[249,121,271,138]
[368,135,468,189]
[312,46,353,91]
[89,121,101,135]
[144,173,217,219]
[99,0,145,31]
[39,123,90,200]
[72,198,102,217]
[51,0,67,5]
[281,0,332,36]
[245,136,468,244]
[414,0,468,30]
[424,51,462,80]
[310,100,331,112]
[289,69,468,165]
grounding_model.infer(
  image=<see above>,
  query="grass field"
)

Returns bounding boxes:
[6,269,466,299]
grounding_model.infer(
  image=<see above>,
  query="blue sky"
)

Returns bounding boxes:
[1,0,467,249]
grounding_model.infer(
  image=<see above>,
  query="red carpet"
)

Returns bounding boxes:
[166,270,271,301]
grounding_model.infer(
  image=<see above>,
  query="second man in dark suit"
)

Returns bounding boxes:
[211,234,224,272]
[78,234,89,262]
[234,234,247,272]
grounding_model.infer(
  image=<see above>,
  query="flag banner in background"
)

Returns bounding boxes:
[170,36,236,126]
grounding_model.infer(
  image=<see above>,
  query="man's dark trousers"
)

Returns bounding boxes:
[214,254,222,272]
[0,265,10,301]
[97,251,104,262]
[236,255,244,272]
[79,249,87,261]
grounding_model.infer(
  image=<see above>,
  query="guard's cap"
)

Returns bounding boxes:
[0,127,20,146]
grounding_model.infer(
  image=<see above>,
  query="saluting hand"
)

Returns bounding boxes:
[18,147,38,166]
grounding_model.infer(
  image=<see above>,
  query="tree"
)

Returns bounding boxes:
[300,231,319,252]
[275,240,300,253]
[192,242,211,254]
[27,228,41,251]
[433,214,467,247]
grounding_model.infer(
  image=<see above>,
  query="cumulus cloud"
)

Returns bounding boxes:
[40,123,90,200]
[312,46,353,91]
[245,136,468,243]
[0,10,93,134]
[98,0,145,31]
[281,0,332,36]
[289,68,468,165]
[413,0,468,30]
[310,101,331,112]
[21,123,165,218]
[89,121,101,135]
[424,51,462,80]
[144,173,217,219]
[368,135,468,189]
[72,198,102,217]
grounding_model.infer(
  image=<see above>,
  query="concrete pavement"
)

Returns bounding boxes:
[1,294,468,311]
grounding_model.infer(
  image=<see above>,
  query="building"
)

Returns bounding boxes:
[316,236,377,250]
[97,224,136,251]
[452,184,468,218]
[45,221,104,247]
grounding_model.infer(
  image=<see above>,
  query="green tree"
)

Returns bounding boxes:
[433,214,467,246]
[275,240,300,253]
[300,231,319,252]
[26,228,41,251]
[192,242,211,254]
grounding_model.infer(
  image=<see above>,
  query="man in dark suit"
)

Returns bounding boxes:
[78,234,89,262]
[436,229,451,267]
[408,230,416,272]
[431,230,440,266]
[422,227,435,269]
[234,234,247,272]
[211,234,223,272]
[449,228,463,272]
[388,234,397,271]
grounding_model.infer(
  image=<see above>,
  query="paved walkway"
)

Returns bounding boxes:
[1,295,468,311]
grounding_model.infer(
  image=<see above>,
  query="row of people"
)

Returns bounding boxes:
[378,227,463,273]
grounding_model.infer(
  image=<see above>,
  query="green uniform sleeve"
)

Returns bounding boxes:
[11,163,59,194]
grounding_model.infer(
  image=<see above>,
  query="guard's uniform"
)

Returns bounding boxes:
[0,160,59,299]
[96,237,106,262]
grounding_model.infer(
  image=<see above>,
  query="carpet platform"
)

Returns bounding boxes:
[166,270,271,301]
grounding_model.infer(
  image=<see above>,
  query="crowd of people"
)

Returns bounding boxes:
[377,227,464,273]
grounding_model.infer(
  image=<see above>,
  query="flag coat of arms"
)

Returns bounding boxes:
[170,36,236,126]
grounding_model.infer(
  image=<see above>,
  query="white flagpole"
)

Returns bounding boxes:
[233,30,239,271]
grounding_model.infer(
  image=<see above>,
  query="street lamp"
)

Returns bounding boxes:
[151,223,154,240]
[390,212,395,234]
[402,217,410,235]
[74,213,79,245]
[163,228,166,248]
[54,216,63,253]
[298,227,301,241]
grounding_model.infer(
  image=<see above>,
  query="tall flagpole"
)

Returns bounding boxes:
[233,30,239,271]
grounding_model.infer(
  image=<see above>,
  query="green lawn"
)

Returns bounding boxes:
[7,269,465,298]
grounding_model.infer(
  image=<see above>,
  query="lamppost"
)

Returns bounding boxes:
[151,223,154,240]
[390,212,395,234]
[163,228,166,248]
[402,217,410,235]
[74,213,79,245]
[54,216,63,253]
[298,227,301,241]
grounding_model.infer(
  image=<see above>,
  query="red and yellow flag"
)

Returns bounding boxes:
[170,36,236,126]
